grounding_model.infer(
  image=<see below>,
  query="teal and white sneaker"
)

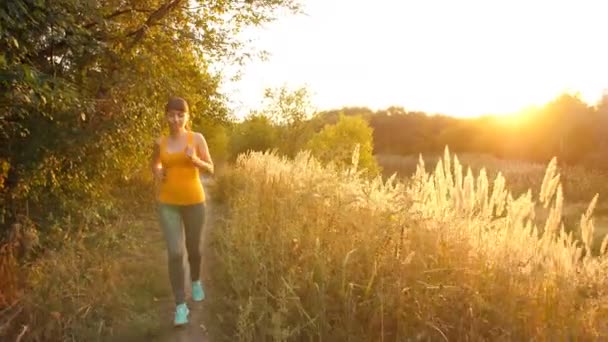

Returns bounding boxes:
[174,303,189,326]
[192,280,205,302]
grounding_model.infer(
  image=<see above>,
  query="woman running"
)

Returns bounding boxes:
[149,96,214,326]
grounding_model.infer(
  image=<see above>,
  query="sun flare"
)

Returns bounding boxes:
[223,0,608,119]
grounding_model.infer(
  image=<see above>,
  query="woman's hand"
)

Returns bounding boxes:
[150,139,165,183]
[185,146,196,161]
[153,166,165,182]
[185,145,214,174]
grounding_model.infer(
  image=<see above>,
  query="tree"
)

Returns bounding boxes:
[0,0,301,228]
[229,114,278,159]
[596,91,608,149]
[259,85,315,156]
[585,91,608,168]
[192,116,229,165]
[306,114,380,176]
[531,94,594,163]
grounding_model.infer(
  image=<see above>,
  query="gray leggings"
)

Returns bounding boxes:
[158,202,206,304]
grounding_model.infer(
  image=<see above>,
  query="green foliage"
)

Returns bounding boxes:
[229,115,278,159]
[306,114,379,175]
[262,85,314,125]
[369,108,457,155]
[259,85,315,156]
[192,115,230,164]
[0,0,302,338]
[309,107,375,131]
[207,125,230,165]
[331,93,608,169]
[0,0,300,229]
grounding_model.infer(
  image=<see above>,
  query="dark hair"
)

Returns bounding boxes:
[165,96,189,113]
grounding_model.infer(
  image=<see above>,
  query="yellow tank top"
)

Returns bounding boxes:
[157,132,205,205]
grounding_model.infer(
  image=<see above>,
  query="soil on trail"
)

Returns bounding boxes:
[151,202,219,342]
[121,182,220,342]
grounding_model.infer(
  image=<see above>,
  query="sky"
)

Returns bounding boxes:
[219,0,608,119]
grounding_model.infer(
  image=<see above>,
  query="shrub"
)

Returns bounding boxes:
[306,114,380,176]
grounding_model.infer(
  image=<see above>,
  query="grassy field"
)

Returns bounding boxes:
[4,149,608,341]
[377,153,608,204]
[377,152,608,242]
[206,149,608,341]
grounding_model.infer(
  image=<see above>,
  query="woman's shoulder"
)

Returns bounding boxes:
[189,131,207,143]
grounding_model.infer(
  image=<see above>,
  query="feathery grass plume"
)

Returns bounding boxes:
[443,146,454,189]
[211,148,608,341]
[491,172,509,216]
[417,153,426,176]
[542,184,564,243]
[580,193,599,255]
[409,158,422,197]
[463,167,475,214]
[434,159,448,212]
[489,172,507,217]
[600,234,608,256]
[453,155,464,211]
[476,168,489,216]
[508,189,535,228]
[539,157,559,208]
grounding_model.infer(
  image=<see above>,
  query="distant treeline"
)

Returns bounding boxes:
[311,93,608,168]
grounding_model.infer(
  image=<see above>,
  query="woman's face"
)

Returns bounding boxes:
[166,109,188,131]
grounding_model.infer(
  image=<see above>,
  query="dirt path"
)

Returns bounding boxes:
[126,181,220,342]
[155,197,219,342]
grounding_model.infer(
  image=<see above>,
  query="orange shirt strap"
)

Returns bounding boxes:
[187,131,194,146]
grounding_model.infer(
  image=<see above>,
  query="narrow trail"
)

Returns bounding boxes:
[151,207,216,342]
[124,180,221,342]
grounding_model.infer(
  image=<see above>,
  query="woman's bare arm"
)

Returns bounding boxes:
[192,132,214,174]
[150,138,164,180]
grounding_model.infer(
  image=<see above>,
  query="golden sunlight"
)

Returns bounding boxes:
[223,0,608,119]
[6,0,608,340]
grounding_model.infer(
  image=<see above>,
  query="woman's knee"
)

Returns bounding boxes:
[168,249,184,263]
[187,247,201,260]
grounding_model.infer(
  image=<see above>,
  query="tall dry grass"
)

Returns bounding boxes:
[377,153,608,205]
[208,148,608,341]
[0,217,170,342]
[0,178,169,342]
